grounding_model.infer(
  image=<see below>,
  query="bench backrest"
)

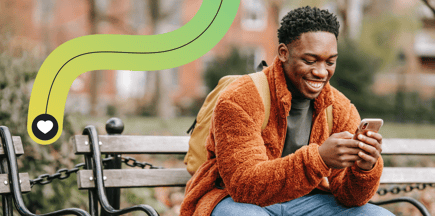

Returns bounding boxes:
[72,136,435,188]
[0,136,31,193]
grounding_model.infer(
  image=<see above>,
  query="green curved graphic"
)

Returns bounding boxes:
[27,0,240,144]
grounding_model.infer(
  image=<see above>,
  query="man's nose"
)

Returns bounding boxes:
[312,66,328,79]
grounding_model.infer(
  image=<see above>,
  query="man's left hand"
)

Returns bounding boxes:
[355,131,382,171]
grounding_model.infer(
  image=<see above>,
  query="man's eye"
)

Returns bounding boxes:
[326,61,335,66]
[304,59,315,64]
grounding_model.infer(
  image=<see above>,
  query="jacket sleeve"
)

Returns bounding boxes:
[212,95,331,206]
[328,104,384,206]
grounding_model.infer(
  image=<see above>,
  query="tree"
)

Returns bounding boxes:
[329,40,382,118]
[203,48,251,92]
[142,0,179,119]
[0,35,86,213]
[87,0,100,116]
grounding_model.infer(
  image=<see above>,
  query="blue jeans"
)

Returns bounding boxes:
[211,194,394,216]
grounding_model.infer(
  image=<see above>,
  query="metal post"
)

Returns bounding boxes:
[85,155,99,216]
[1,157,13,216]
[102,118,124,216]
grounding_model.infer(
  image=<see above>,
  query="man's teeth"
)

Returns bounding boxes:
[306,80,323,88]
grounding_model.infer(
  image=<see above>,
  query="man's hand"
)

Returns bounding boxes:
[318,132,361,169]
[355,131,382,171]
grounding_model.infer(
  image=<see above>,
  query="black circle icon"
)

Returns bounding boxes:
[32,114,58,141]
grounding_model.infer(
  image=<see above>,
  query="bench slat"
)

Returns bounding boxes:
[73,135,189,154]
[73,136,435,155]
[0,173,31,194]
[382,139,435,155]
[78,167,435,188]
[0,136,24,156]
[380,167,435,183]
[77,168,191,189]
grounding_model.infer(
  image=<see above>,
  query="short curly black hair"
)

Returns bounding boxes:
[278,6,340,45]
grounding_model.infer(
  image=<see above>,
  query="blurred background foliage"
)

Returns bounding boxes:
[1,0,435,215]
[0,34,89,213]
[203,48,251,91]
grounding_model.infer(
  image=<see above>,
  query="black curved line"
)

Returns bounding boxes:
[45,0,224,113]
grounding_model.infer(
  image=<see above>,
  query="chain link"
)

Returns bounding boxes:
[30,157,113,187]
[25,155,435,196]
[121,156,164,169]
[377,183,435,196]
[29,156,164,187]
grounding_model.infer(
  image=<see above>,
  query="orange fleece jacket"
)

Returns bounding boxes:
[180,57,383,216]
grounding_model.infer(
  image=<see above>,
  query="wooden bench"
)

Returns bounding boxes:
[0,120,433,216]
[71,118,435,216]
[0,126,90,216]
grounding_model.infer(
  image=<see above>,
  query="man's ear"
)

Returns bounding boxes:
[278,43,289,63]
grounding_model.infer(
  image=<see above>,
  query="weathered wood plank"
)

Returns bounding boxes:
[381,139,435,155]
[77,168,191,189]
[73,135,189,154]
[0,136,24,156]
[0,173,31,194]
[380,167,435,184]
[73,136,435,155]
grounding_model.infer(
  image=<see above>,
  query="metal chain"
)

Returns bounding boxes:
[29,156,164,187]
[377,183,435,196]
[25,155,435,195]
[29,157,114,187]
[121,156,164,169]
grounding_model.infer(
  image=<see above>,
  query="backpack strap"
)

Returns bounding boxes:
[326,105,333,135]
[256,60,268,72]
[248,72,270,130]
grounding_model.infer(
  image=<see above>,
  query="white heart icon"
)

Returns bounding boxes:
[37,120,53,134]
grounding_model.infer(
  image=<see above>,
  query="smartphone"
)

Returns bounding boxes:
[354,118,383,139]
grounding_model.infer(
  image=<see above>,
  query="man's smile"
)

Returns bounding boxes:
[305,79,325,91]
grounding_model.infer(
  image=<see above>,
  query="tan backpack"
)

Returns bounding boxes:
[183,71,270,175]
[183,70,333,176]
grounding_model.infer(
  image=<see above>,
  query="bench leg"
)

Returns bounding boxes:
[104,118,124,213]
[85,155,99,216]
[1,158,13,216]
[102,154,121,215]
[370,197,431,216]
[83,126,159,216]
[0,126,91,216]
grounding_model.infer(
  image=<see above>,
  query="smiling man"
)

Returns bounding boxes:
[180,6,393,216]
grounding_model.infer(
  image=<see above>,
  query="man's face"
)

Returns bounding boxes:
[278,31,338,100]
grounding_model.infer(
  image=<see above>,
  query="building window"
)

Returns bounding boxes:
[241,0,267,31]
[116,70,146,98]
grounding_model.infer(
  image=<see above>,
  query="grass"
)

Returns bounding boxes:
[67,115,196,136]
[68,114,435,139]
[380,122,435,139]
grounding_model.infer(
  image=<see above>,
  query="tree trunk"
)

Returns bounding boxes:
[88,0,100,116]
[145,0,176,119]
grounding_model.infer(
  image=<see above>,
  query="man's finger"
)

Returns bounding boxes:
[357,134,381,150]
[333,131,354,139]
[337,139,360,148]
[357,151,377,165]
[367,131,382,144]
[340,155,360,162]
[358,142,380,158]
[338,147,360,156]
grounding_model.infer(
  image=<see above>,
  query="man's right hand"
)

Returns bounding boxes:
[318,131,361,169]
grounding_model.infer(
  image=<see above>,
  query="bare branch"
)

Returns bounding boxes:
[98,15,137,35]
